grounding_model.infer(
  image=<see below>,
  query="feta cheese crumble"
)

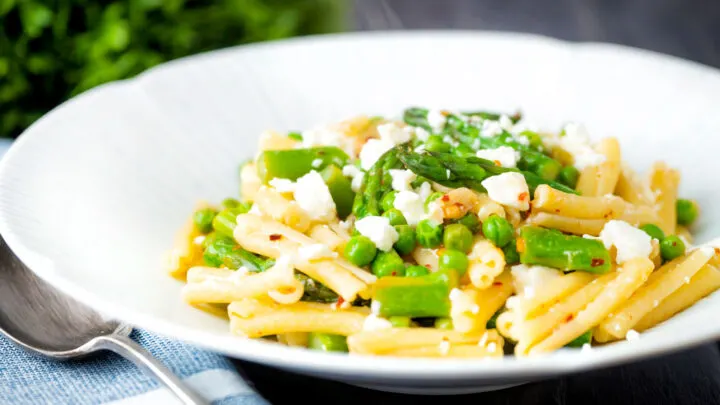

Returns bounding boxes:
[359,138,394,170]
[480,120,504,138]
[426,109,447,132]
[438,339,451,355]
[302,125,355,157]
[498,114,514,131]
[377,122,413,145]
[354,216,399,251]
[598,220,653,264]
[393,190,425,226]
[475,146,521,168]
[414,126,431,141]
[389,169,417,192]
[480,172,530,210]
[557,123,606,170]
[342,164,365,192]
[625,329,640,341]
[269,178,296,193]
[311,158,323,169]
[363,314,393,331]
[293,171,337,221]
[297,243,338,261]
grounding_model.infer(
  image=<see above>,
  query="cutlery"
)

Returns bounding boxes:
[0,236,208,405]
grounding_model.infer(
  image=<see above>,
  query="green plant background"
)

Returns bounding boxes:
[0,0,346,139]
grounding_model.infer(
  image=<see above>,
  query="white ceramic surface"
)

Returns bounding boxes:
[2,31,720,394]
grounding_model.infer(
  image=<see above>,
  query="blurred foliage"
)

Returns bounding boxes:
[0,0,346,138]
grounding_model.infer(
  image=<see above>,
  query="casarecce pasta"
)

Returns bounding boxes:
[168,107,715,358]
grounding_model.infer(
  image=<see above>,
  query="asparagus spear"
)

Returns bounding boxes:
[517,226,612,273]
[371,269,459,318]
[404,108,560,179]
[255,146,349,184]
[396,145,577,195]
[351,150,402,219]
[402,107,522,130]
[203,236,274,271]
[296,273,339,303]
[464,110,523,123]
[566,330,593,348]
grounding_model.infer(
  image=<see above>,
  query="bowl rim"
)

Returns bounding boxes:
[1,29,719,380]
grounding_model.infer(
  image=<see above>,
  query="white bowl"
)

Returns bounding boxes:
[2,31,720,395]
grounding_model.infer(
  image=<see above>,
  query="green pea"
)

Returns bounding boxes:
[416,219,444,248]
[287,132,303,142]
[443,223,473,253]
[344,236,377,267]
[438,249,469,276]
[424,191,444,209]
[410,176,430,189]
[676,199,699,226]
[389,316,412,328]
[502,240,520,265]
[405,265,430,277]
[660,235,686,261]
[482,215,514,248]
[307,333,348,352]
[380,191,398,212]
[393,225,416,256]
[434,317,454,330]
[453,213,481,234]
[519,130,544,150]
[425,135,451,153]
[640,224,665,241]
[371,250,406,277]
[382,209,407,226]
[221,198,241,209]
[202,232,218,250]
[193,208,218,234]
[558,166,580,189]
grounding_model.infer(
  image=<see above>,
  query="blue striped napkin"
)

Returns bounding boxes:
[0,140,269,405]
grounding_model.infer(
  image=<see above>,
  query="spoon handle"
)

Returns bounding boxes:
[94,334,209,405]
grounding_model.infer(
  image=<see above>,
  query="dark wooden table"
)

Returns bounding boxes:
[235,1,720,403]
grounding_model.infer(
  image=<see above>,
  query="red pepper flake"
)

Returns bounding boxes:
[518,192,529,202]
[332,296,345,310]
[554,209,560,213]
[493,160,502,167]
[565,314,574,323]
[425,264,432,269]
[671,241,677,247]
[591,258,605,267]
[391,271,397,276]
[441,195,450,202]
[492,281,503,286]
[715,248,720,256]
[269,234,282,241]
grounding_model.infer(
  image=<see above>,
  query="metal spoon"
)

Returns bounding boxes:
[0,235,208,405]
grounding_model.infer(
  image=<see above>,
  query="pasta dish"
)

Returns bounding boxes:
[166,107,718,358]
